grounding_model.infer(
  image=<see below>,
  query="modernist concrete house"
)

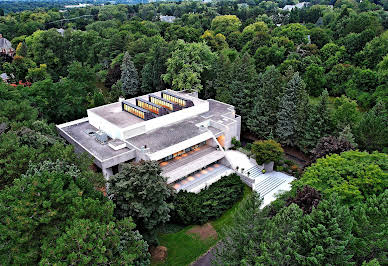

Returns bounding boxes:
[57,90,241,193]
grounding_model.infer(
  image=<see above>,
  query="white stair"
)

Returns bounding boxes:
[254,176,287,197]
[244,165,264,179]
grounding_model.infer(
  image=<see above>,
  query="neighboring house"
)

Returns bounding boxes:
[0,34,15,57]
[57,90,241,193]
[1,73,9,83]
[56,28,65,37]
[283,2,309,11]
[160,15,176,23]
[64,3,92,8]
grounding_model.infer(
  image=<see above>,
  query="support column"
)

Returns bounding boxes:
[102,167,113,180]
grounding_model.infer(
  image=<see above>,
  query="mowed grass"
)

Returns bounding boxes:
[153,185,252,266]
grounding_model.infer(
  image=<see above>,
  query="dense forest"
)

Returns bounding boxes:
[0,0,387,264]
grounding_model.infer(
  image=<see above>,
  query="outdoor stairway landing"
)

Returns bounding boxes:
[244,165,264,179]
[254,175,287,197]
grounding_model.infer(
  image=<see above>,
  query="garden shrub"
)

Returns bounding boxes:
[171,174,244,225]
[251,139,284,164]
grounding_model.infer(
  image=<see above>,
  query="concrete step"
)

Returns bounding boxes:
[254,176,286,197]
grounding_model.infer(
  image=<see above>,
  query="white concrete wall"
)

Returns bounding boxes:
[148,131,213,161]
[88,110,122,139]
[88,100,209,141]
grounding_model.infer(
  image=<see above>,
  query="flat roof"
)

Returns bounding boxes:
[88,90,206,129]
[60,121,132,161]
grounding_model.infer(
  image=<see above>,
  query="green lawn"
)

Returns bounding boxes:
[153,185,252,266]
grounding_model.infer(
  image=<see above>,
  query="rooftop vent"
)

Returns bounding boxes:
[95,130,108,144]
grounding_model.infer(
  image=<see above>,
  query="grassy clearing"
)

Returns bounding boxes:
[153,185,252,266]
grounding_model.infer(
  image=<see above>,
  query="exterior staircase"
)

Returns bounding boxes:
[244,165,264,179]
[254,175,287,197]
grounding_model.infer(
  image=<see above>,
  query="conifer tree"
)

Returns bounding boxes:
[120,52,139,97]
[247,66,284,138]
[339,124,357,148]
[300,89,332,151]
[276,72,306,145]
[230,53,258,128]
[214,52,233,104]
[356,100,388,151]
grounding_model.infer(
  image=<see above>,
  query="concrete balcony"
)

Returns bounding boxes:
[160,145,225,184]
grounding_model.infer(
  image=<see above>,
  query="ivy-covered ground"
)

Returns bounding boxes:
[153,185,252,266]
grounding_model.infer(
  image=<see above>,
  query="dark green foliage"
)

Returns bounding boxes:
[107,161,173,232]
[120,52,140,97]
[251,139,284,164]
[356,100,388,152]
[351,191,388,264]
[299,89,332,151]
[276,72,308,146]
[0,160,149,265]
[171,173,244,225]
[247,66,284,139]
[216,193,355,265]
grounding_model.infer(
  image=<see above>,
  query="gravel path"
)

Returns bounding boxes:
[191,242,222,266]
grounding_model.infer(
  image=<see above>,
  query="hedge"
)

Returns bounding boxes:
[170,174,244,225]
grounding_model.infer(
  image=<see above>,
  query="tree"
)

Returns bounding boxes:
[356,100,388,151]
[141,41,169,94]
[0,160,149,265]
[40,218,149,265]
[295,150,388,204]
[303,63,326,97]
[332,96,362,131]
[299,89,332,151]
[286,186,322,214]
[273,23,309,45]
[247,66,285,137]
[229,53,258,126]
[311,135,354,161]
[162,40,216,91]
[15,41,27,57]
[357,30,388,69]
[210,15,242,38]
[215,192,266,265]
[120,52,139,97]
[105,63,121,89]
[251,139,284,164]
[216,193,355,265]
[351,191,388,264]
[276,72,307,146]
[254,45,286,71]
[107,161,173,233]
[26,64,50,82]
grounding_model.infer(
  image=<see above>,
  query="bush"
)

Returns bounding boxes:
[231,137,242,148]
[171,174,244,225]
[251,139,284,164]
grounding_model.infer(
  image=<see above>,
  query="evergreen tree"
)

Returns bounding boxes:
[247,66,284,138]
[214,52,233,104]
[276,72,306,146]
[356,100,388,152]
[120,52,139,97]
[141,43,168,94]
[230,53,258,128]
[300,89,332,151]
[215,192,266,265]
[351,191,388,264]
[339,124,357,148]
